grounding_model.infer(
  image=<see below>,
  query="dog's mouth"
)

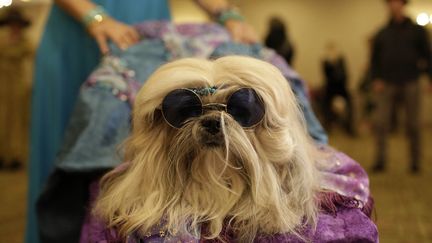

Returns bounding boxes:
[203,141,223,148]
[200,134,224,148]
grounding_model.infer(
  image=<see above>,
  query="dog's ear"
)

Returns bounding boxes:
[129,108,164,131]
[152,109,164,126]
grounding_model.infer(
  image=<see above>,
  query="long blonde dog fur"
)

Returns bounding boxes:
[93,56,320,242]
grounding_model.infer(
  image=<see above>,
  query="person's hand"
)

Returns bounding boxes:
[87,17,140,54]
[224,19,258,44]
[372,79,385,93]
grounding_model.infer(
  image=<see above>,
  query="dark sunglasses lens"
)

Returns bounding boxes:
[162,89,202,128]
[227,88,265,127]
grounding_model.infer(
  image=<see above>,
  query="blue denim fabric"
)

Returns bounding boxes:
[56,40,168,171]
[56,40,327,171]
[290,78,328,144]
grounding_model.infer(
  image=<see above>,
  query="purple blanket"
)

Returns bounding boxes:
[80,146,378,243]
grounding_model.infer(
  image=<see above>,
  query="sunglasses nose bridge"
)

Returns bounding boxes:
[202,103,226,111]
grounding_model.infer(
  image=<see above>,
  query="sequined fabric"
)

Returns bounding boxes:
[80,146,378,243]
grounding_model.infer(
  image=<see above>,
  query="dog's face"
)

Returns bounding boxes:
[95,56,319,241]
[160,86,266,177]
[183,87,261,148]
[161,86,265,148]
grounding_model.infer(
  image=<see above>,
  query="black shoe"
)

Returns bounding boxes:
[410,164,420,174]
[8,159,22,171]
[371,162,385,173]
[346,129,357,137]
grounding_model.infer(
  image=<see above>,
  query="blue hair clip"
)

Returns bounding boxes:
[192,86,217,96]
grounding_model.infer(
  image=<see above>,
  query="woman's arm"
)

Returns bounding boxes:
[54,0,139,54]
[194,0,229,16]
[194,0,258,44]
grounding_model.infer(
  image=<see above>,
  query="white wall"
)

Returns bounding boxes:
[3,0,432,89]
[234,0,432,88]
[171,0,432,89]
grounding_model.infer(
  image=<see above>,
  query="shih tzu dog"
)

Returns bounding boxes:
[93,56,320,242]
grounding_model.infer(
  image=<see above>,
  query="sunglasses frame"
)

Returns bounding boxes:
[160,87,265,129]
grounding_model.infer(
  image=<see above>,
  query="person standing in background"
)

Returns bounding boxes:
[321,41,355,135]
[265,16,295,66]
[370,0,432,173]
[0,9,33,171]
[27,0,257,242]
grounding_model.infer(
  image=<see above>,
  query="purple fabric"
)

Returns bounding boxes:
[80,182,119,243]
[253,207,378,243]
[80,146,378,243]
[318,146,371,209]
[80,193,378,243]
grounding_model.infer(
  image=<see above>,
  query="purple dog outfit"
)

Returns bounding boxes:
[80,146,378,243]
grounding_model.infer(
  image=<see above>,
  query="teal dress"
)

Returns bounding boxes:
[26,1,170,242]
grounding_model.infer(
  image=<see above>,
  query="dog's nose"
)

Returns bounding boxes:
[201,118,221,135]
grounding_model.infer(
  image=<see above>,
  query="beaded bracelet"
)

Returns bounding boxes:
[82,6,108,27]
[216,8,244,25]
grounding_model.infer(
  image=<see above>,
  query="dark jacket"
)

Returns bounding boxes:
[371,18,432,83]
[265,30,295,65]
[323,57,348,87]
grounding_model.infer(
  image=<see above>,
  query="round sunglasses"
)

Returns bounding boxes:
[161,88,265,129]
